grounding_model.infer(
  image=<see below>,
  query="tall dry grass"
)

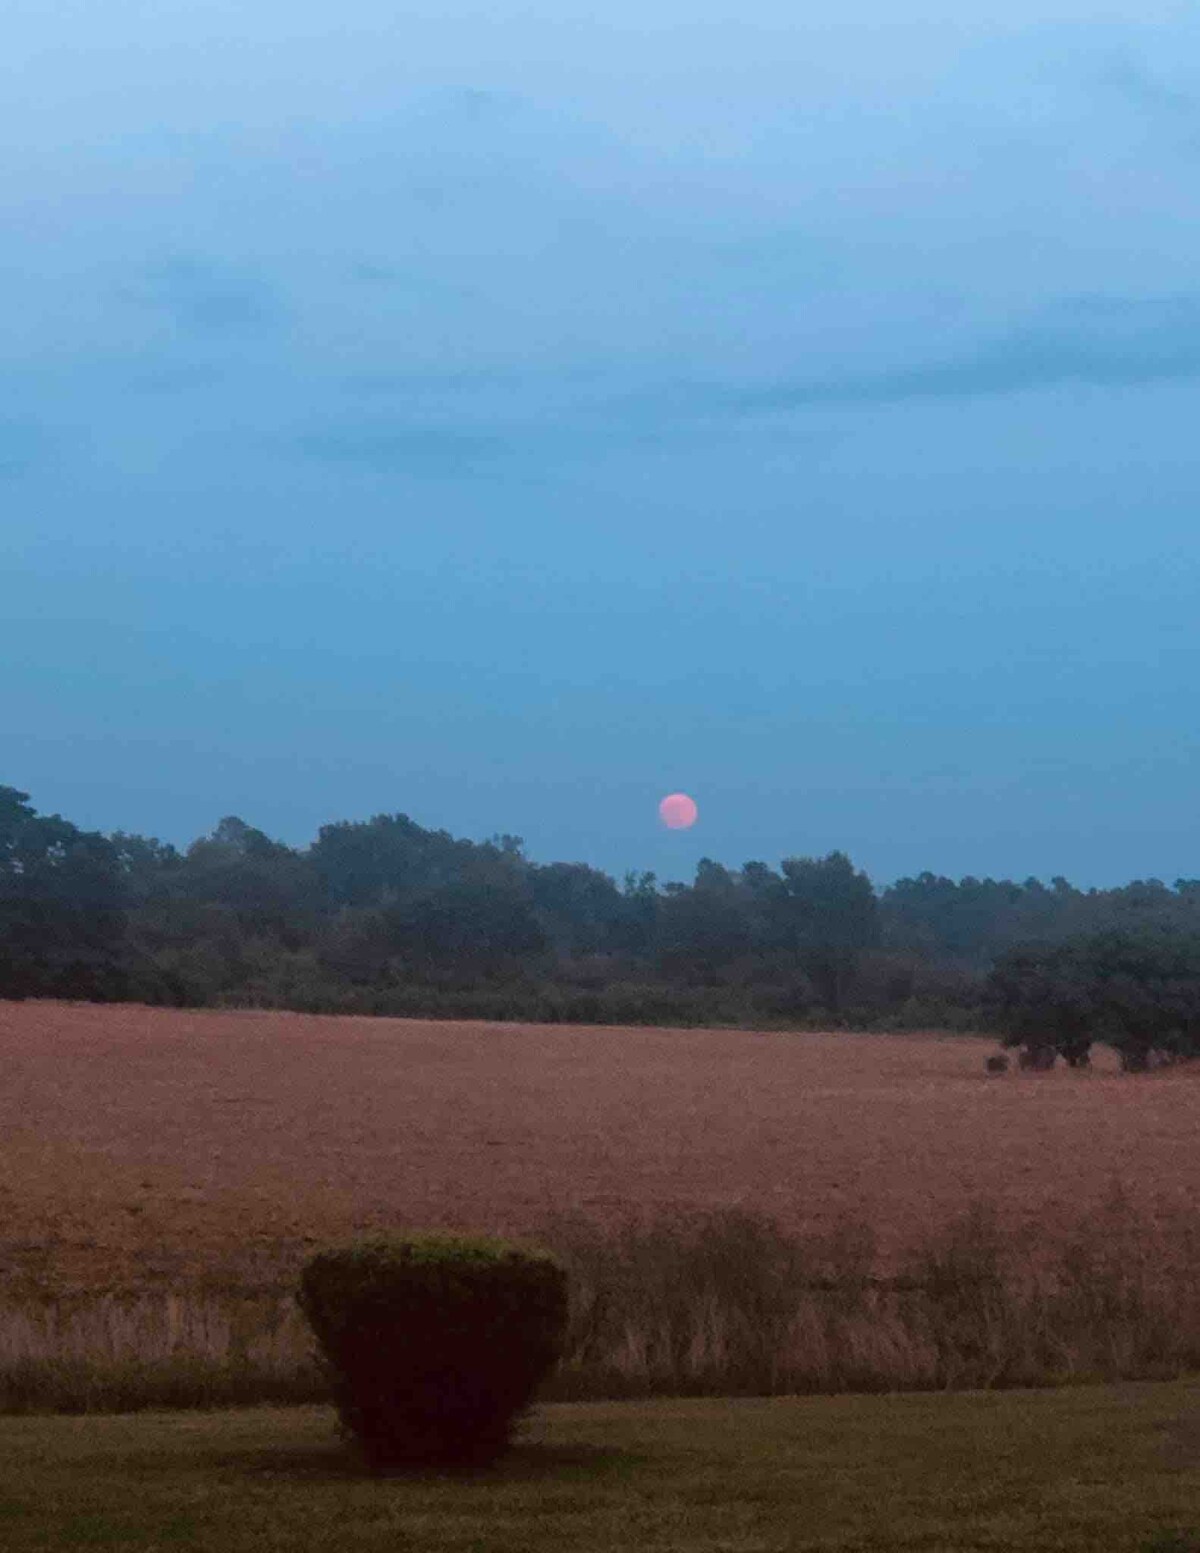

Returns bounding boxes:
[2,1194,1198,1413]
[0,1292,322,1413]
[545,1192,1200,1398]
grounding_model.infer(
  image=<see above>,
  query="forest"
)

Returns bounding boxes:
[4,782,1200,1059]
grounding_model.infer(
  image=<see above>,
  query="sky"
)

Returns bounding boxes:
[4,0,1200,887]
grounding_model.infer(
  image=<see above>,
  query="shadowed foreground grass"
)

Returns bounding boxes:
[1,1384,1198,1552]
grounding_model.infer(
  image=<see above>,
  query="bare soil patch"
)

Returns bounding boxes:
[1,1001,1195,1295]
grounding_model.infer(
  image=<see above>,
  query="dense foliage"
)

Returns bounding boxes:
[0,787,128,1000]
[297,1234,568,1468]
[986,931,1200,1070]
[5,782,1200,1047]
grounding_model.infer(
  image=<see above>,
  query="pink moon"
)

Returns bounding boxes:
[658,792,698,830]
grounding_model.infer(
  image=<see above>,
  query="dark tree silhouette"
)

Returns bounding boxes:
[7,780,1200,1044]
[0,786,127,999]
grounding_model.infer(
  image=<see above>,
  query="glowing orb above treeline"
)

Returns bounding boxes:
[658,792,698,830]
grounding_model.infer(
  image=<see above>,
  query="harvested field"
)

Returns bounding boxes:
[0,1000,1196,1297]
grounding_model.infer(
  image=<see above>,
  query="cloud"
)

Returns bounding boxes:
[1096,54,1199,120]
[127,362,229,394]
[437,86,525,123]
[734,295,1200,413]
[288,292,1200,467]
[347,262,405,285]
[0,420,45,476]
[127,259,285,333]
[297,423,514,475]
[338,367,532,399]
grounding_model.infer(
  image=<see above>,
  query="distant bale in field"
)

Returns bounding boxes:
[984,1054,1009,1075]
[1120,1049,1181,1073]
[1017,1046,1057,1072]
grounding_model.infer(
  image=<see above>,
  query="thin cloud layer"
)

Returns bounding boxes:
[126,259,286,334]
[0,420,45,477]
[735,295,1200,413]
[1097,53,1200,119]
[6,1,1200,884]
[297,424,514,474]
[285,292,1200,474]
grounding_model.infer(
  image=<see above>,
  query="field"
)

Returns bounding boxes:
[2,1385,1198,1552]
[2,1000,1198,1298]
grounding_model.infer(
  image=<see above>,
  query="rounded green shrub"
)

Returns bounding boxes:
[297,1233,569,1470]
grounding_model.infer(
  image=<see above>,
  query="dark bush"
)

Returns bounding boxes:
[987,930,1200,1070]
[297,1234,568,1470]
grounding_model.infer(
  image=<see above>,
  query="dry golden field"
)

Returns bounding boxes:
[1,1000,1196,1297]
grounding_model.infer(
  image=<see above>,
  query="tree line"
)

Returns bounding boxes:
[4,783,1200,1059]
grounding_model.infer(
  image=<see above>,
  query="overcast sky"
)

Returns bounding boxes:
[4,1,1200,885]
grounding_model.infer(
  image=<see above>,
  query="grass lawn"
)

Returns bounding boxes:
[1,1384,1198,1552]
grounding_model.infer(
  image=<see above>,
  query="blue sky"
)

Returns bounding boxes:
[4,1,1200,885]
